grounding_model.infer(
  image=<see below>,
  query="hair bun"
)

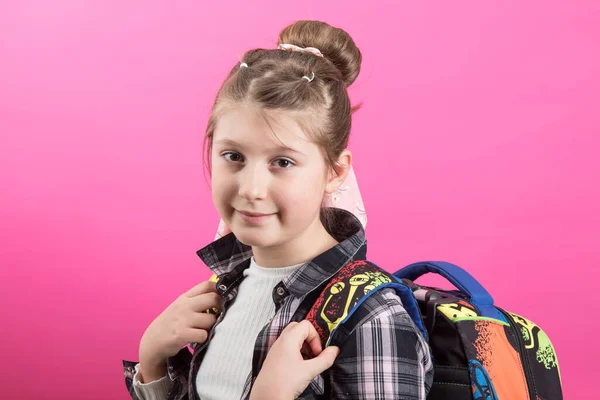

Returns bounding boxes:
[278,20,362,87]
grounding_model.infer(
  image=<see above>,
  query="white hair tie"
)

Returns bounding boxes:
[240,62,248,68]
[302,71,316,82]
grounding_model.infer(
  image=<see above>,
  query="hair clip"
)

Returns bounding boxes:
[240,62,248,68]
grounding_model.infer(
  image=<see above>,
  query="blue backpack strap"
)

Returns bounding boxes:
[394,261,503,320]
[306,260,427,347]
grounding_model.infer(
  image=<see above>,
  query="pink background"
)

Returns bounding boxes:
[1,1,598,399]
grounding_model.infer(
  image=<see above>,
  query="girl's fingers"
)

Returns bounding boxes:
[190,312,217,330]
[281,321,299,335]
[304,325,323,356]
[181,327,209,345]
[282,320,323,354]
[305,346,340,376]
[189,291,222,313]
[185,281,218,298]
[295,320,322,355]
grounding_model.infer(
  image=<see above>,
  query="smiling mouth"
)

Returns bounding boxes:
[237,210,274,217]
[236,210,276,224]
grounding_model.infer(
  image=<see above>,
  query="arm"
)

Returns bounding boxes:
[328,289,434,399]
[123,346,193,400]
[132,363,173,400]
[122,281,221,399]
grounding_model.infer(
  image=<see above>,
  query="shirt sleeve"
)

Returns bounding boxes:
[328,289,434,399]
[123,347,193,400]
[131,363,173,400]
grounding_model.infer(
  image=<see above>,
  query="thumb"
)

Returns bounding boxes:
[305,346,340,377]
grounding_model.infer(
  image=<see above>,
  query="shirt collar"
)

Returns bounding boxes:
[196,207,367,298]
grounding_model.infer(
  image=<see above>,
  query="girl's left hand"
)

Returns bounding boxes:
[250,320,340,400]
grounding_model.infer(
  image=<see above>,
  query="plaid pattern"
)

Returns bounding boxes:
[327,289,434,399]
[123,208,433,399]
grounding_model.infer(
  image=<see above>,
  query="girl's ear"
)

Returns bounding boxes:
[325,149,352,194]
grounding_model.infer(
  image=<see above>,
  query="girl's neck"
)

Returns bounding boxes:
[251,215,338,268]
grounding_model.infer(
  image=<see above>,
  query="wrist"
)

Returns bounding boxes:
[138,359,167,383]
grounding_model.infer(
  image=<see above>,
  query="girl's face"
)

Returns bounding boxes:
[211,103,332,252]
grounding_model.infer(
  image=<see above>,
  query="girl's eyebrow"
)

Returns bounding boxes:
[214,138,305,155]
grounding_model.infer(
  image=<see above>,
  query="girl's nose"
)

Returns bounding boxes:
[238,164,269,201]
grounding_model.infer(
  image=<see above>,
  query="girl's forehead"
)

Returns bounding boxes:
[214,105,316,151]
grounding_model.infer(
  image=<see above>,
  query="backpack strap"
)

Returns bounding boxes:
[306,260,426,348]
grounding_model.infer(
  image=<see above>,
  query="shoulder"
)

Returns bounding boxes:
[326,285,434,398]
[307,259,425,347]
[328,259,420,338]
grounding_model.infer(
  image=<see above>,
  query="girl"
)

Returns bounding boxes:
[124,20,433,399]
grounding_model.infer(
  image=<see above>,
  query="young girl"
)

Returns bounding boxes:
[124,20,433,399]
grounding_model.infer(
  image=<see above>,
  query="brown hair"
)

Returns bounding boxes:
[203,20,362,176]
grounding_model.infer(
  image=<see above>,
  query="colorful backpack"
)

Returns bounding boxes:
[306,260,563,400]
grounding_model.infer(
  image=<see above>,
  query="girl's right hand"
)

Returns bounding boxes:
[250,320,340,400]
[137,281,222,383]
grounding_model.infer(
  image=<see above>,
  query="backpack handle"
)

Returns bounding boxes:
[394,261,498,318]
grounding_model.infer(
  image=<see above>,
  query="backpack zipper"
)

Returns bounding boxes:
[498,308,536,399]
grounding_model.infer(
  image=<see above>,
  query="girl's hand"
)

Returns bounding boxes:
[250,320,340,400]
[138,281,222,382]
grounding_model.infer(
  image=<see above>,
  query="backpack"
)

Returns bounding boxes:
[306,260,563,400]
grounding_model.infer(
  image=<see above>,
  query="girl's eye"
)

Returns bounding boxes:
[223,152,243,162]
[273,158,294,168]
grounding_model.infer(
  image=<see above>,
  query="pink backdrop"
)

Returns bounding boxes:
[1,1,597,399]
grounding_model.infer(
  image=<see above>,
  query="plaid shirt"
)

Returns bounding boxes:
[124,208,433,399]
